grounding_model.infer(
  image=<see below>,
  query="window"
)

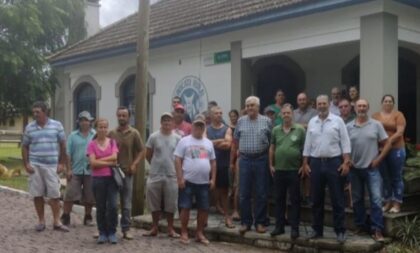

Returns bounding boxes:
[120,75,136,126]
[74,83,96,125]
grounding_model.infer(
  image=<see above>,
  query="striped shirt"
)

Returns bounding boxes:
[233,114,272,154]
[22,118,66,166]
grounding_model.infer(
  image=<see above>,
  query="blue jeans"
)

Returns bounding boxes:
[120,175,133,232]
[92,176,118,236]
[178,181,210,210]
[350,167,384,232]
[310,157,346,235]
[380,148,405,203]
[239,154,269,227]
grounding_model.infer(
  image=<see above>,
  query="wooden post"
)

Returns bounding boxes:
[132,0,150,216]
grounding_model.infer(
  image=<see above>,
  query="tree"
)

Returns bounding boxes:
[0,0,86,118]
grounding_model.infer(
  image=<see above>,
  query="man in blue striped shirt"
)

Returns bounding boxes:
[22,101,69,232]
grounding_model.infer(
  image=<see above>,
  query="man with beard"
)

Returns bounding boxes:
[347,99,391,242]
[109,106,145,240]
[302,95,351,243]
[293,92,317,129]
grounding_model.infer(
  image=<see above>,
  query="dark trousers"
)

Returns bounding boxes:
[310,157,346,235]
[273,170,300,230]
[239,154,269,227]
[92,176,118,236]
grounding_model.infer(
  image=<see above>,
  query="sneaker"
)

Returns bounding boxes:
[84,215,94,226]
[123,231,133,240]
[108,233,118,244]
[372,231,385,242]
[97,234,108,244]
[60,213,70,226]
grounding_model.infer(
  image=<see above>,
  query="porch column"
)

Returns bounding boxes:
[231,41,242,110]
[360,12,398,114]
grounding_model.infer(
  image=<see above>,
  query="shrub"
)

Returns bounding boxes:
[393,215,420,250]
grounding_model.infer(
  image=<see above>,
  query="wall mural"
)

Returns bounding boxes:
[172,76,208,120]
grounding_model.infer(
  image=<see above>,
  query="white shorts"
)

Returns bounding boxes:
[28,163,61,199]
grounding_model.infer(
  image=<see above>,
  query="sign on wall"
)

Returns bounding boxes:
[172,76,208,120]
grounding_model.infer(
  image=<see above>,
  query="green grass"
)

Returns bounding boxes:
[0,144,27,191]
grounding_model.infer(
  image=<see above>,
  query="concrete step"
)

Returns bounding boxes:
[133,211,386,253]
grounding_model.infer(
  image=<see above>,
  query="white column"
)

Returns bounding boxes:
[360,12,398,114]
[231,41,242,111]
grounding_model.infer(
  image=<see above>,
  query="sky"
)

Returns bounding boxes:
[100,0,159,27]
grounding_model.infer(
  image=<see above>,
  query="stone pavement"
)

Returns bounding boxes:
[0,188,278,253]
[133,209,387,253]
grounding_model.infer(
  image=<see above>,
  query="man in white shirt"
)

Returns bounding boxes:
[301,95,351,243]
[329,87,341,115]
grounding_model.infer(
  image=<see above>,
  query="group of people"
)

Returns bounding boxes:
[21,84,406,246]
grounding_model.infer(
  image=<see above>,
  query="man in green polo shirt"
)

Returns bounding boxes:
[269,104,305,239]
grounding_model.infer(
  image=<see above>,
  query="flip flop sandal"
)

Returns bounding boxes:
[168,232,180,238]
[142,231,158,237]
[196,237,210,246]
[225,222,236,229]
[179,237,190,245]
[35,224,46,232]
[53,224,70,232]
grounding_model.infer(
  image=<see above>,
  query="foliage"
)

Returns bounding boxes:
[393,216,420,251]
[385,243,418,253]
[0,0,86,116]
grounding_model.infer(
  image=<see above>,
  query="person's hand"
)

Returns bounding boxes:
[338,163,350,176]
[178,178,186,189]
[57,163,65,174]
[299,163,311,178]
[128,164,137,175]
[25,164,35,174]
[370,158,381,169]
[269,165,275,177]
[209,180,215,190]
[66,170,73,181]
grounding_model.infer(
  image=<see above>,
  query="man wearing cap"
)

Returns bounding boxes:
[61,111,96,227]
[264,106,276,125]
[144,112,181,237]
[109,106,145,240]
[231,96,272,235]
[173,103,192,137]
[172,96,192,123]
[175,118,216,245]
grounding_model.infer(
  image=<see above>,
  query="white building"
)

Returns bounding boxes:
[50,0,420,143]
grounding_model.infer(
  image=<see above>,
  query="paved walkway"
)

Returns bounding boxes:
[0,189,278,253]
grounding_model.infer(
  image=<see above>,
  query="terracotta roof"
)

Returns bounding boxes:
[49,0,314,63]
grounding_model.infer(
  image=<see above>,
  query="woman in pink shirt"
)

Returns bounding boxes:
[87,118,119,244]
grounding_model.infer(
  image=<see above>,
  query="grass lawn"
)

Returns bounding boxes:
[0,144,27,191]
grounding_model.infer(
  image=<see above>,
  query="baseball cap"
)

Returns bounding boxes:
[174,104,185,112]
[192,118,206,126]
[264,106,275,114]
[78,111,94,121]
[160,112,173,120]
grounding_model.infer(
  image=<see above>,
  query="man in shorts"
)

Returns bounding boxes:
[175,119,216,245]
[60,111,96,226]
[144,112,181,237]
[22,101,69,232]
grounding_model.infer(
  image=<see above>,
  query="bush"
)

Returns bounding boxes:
[393,215,420,250]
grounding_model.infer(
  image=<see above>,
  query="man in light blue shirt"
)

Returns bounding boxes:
[61,111,96,227]
[302,95,351,243]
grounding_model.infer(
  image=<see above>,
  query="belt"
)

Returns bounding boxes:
[240,151,267,159]
[312,156,341,162]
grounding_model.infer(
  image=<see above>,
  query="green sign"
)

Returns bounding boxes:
[214,51,231,64]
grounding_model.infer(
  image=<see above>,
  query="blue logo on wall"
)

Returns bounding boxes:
[172,76,208,120]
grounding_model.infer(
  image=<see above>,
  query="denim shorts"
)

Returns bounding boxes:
[178,181,210,210]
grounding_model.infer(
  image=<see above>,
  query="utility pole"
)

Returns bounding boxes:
[132,0,150,216]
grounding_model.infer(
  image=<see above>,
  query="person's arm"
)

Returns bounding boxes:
[388,112,406,145]
[57,140,67,173]
[21,144,34,174]
[338,119,351,176]
[371,139,392,168]
[213,127,232,150]
[89,153,117,168]
[209,159,216,190]
[175,156,185,189]
[230,140,238,169]
[145,147,153,164]
[269,144,275,177]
